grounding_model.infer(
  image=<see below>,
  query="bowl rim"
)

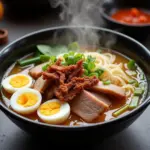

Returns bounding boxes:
[0,25,150,129]
[100,3,150,27]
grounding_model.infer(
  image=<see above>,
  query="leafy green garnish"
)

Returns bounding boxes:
[42,64,49,71]
[37,45,52,55]
[37,44,68,56]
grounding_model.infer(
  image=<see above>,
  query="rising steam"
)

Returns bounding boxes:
[48,0,116,48]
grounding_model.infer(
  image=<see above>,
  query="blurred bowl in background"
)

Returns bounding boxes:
[100,0,150,41]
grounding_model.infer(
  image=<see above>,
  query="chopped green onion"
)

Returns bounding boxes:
[95,68,104,77]
[84,69,89,76]
[68,42,79,51]
[18,57,41,66]
[40,55,50,62]
[69,51,75,56]
[127,59,136,70]
[37,45,52,55]
[88,62,95,71]
[89,72,99,78]
[103,80,111,85]
[50,56,56,64]
[87,55,96,62]
[83,62,88,69]
[63,53,69,60]
[134,88,143,96]
[74,53,84,63]
[112,104,129,117]
[67,56,75,65]
[42,64,49,71]
[134,82,139,87]
[129,96,139,110]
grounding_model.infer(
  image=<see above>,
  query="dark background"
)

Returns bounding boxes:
[0,3,150,150]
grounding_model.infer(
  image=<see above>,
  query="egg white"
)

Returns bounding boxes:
[10,88,42,115]
[2,74,33,93]
[37,99,70,124]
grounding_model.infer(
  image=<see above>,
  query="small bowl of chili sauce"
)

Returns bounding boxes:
[100,0,150,40]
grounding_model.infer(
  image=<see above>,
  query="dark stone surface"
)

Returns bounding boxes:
[0,8,150,150]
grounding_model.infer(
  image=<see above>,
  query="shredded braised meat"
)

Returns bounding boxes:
[42,59,99,101]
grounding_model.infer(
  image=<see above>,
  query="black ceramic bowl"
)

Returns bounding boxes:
[100,0,150,41]
[0,26,150,143]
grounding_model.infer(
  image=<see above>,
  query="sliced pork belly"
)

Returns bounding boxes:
[91,82,126,100]
[33,76,49,93]
[29,63,47,79]
[44,84,57,100]
[71,90,111,122]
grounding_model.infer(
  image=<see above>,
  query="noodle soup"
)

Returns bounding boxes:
[1,42,147,126]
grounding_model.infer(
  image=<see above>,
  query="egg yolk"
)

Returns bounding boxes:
[9,75,29,88]
[39,102,61,116]
[17,92,38,107]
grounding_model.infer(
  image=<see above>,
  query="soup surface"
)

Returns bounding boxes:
[111,8,150,24]
[1,43,147,126]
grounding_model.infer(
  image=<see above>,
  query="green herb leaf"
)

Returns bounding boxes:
[51,45,68,56]
[37,44,68,56]
[37,45,52,55]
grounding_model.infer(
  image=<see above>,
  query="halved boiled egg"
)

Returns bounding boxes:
[10,88,42,115]
[37,99,70,124]
[2,74,32,93]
